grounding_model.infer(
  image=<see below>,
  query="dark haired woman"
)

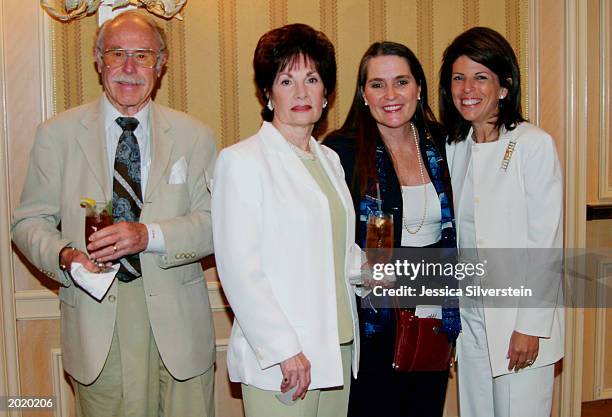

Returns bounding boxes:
[439,27,563,417]
[324,41,458,417]
[212,23,362,417]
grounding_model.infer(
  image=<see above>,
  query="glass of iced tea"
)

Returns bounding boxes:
[365,212,394,266]
[84,202,113,273]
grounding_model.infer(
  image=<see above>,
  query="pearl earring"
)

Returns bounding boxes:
[322,98,328,109]
[267,99,274,111]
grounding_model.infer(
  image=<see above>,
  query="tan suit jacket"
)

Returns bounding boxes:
[12,98,217,384]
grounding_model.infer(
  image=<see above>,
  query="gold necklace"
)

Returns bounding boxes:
[402,122,428,234]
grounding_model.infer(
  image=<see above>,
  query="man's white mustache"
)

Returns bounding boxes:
[112,75,146,85]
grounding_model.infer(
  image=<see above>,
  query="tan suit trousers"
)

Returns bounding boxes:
[72,278,214,417]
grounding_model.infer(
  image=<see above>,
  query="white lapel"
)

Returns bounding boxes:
[257,122,322,194]
[447,130,473,224]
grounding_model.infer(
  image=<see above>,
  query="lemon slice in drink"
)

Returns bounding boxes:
[79,197,97,208]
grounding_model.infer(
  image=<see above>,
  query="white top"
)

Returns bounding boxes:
[101,95,165,253]
[400,182,441,247]
[457,138,503,251]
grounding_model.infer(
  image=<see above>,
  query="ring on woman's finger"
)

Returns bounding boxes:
[525,359,535,366]
[113,245,118,253]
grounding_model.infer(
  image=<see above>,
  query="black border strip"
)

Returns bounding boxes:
[587,204,612,220]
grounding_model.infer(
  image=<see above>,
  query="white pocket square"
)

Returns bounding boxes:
[169,156,187,184]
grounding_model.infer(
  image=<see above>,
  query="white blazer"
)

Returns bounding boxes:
[212,122,361,390]
[446,122,564,377]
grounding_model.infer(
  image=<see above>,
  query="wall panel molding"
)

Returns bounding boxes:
[594,259,612,399]
[51,349,72,417]
[0,0,21,409]
[15,282,229,320]
[15,289,60,321]
[39,7,55,120]
[599,0,612,201]
[561,0,588,416]
[49,342,231,417]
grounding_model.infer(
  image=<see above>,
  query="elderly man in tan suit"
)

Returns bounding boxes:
[12,10,216,417]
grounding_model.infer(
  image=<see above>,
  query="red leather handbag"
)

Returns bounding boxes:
[392,308,452,372]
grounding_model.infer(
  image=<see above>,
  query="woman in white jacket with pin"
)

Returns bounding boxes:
[439,27,564,417]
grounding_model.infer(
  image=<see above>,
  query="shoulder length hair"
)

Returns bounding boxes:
[439,26,526,143]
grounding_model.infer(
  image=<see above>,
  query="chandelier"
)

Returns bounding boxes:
[40,0,188,21]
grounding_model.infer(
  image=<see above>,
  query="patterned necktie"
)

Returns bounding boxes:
[113,117,142,282]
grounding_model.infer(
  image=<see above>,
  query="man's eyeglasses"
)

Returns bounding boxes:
[99,48,160,69]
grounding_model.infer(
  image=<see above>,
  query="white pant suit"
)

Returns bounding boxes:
[446,123,564,417]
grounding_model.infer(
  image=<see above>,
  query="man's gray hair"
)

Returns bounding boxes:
[94,10,168,66]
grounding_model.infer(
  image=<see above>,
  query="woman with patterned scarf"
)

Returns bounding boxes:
[324,41,459,417]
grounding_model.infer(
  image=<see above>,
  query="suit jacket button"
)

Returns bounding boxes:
[108,295,116,303]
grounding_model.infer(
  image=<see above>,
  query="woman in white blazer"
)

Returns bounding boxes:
[439,27,564,417]
[212,24,361,417]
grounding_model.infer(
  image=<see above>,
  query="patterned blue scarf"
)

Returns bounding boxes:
[359,137,461,341]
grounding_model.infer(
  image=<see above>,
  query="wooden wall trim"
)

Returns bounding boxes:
[586,204,612,221]
[51,348,72,417]
[594,260,612,399]
[39,8,55,120]
[599,0,612,201]
[561,0,588,416]
[15,289,60,321]
[15,282,229,320]
[0,0,21,408]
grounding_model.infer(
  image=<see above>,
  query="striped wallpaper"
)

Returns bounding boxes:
[50,0,529,148]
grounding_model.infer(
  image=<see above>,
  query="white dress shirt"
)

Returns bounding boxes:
[102,95,165,253]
